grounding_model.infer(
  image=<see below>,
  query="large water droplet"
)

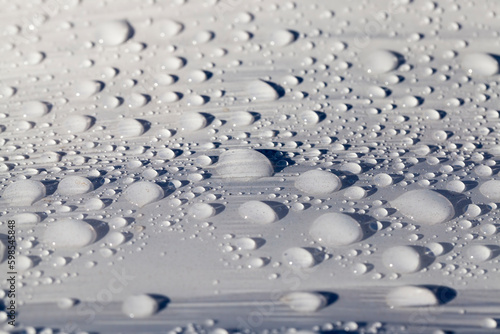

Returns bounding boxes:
[96,20,133,46]
[461,53,499,76]
[246,80,281,101]
[2,180,46,206]
[57,176,94,196]
[122,294,159,318]
[216,149,274,180]
[363,50,402,74]
[280,292,328,313]
[382,246,424,274]
[123,181,164,207]
[386,286,439,307]
[283,247,315,268]
[390,189,454,225]
[271,29,298,46]
[238,200,278,224]
[309,213,363,247]
[43,219,97,248]
[295,170,341,195]
[479,180,500,201]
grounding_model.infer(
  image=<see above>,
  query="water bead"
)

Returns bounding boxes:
[2,180,46,206]
[43,219,97,248]
[390,189,454,225]
[216,149,274,180]
[309,213,363,247]
[122,294,159,318]
[295,170,341,195]
[386,286,439,307]
[238,201,278,224]
[123,181,164,207]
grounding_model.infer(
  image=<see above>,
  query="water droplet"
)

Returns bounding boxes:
[216,149,274,180]
[271,29,298,46]
[479,180,500,201]
[461,53,499,76]
[22,101,50,118]
[122,294,159,318]
[43,219,97,248]
[283,247,315,268]
[123,181,164,207]
[189,203,216,220]
[117,118,145,137]
[57,176,94,196]
[239,201,277,224]
[96,20,133,46]
[309,213,363,247]
[246,80,281,101]
[390,189,454,225]
[2,180,46,206]
[180,112,207,131]
[63,115,94,133]
[280,292,328,313]
[466,245,492,262]
[363,50,402,74]
[295,170,341,195]
[386,286,438,307]
[382,246,424,274]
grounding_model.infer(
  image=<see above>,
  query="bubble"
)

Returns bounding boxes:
[280,292,327,313]
[246,80,281,101]
[309,213,363,247]
[189,203,216,220]
[180,112,207,131]
[390,189,454,225]
[466,245,492,262]
[479,180,500,201]
[117,118,145,137]
[123,181,164,207]
[122,294,159,318]
[2,180,46,206]
[283,247,315,268]
[43,219,97,248]
[216,149,274,180]
[96,20,133,46]
[57,176,94,195]
[461,53,499,76]
[295,170,341,195]
[363,50,402,74]
[382,246,423,274]
[239,201,278,224]
[386,286,438,307]
[271,29,298,46]
[63,115,94,133]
